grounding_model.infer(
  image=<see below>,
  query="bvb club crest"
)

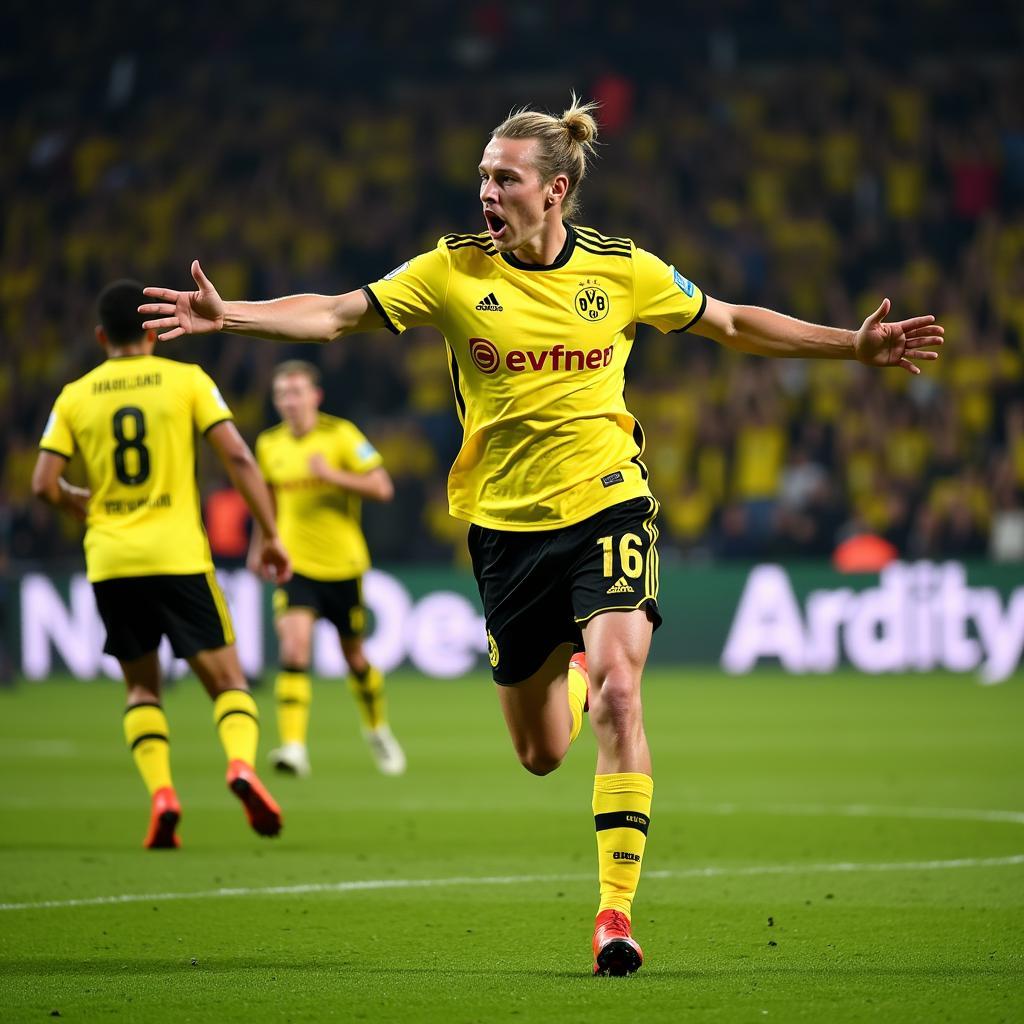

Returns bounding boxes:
[575,285,610,322]
[487,630,500,668]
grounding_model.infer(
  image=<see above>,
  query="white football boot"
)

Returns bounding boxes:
[363,725,406,776]
[268,741,311,778]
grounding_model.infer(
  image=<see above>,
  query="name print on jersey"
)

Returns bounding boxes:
[468,338,614,375]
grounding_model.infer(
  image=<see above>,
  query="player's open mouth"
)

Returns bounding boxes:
[484,209,507,239]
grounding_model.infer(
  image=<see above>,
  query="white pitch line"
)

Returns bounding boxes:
[2,854,1022,913]
[682,802,1024,827]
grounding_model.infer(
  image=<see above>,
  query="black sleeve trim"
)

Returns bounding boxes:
[671,291,708,334]
[447,343,467,422]
[202,417,233,437]
[362,285,400,335]
[39,447,71,460]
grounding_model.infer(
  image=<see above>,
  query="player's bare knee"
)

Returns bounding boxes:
[518,748,564,776]
[511,734,565,776]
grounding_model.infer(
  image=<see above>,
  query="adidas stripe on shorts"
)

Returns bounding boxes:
[467,497,662,685]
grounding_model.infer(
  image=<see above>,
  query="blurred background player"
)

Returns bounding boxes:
[139,97,942,973]
[251,360,403,777]
[32,280,292,848]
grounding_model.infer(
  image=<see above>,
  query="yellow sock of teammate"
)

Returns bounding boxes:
[593,772,654,917]
[123,703,173,795]
[275,669,311,746]
[348,665,386,730]
[567,660,588,744]
[213,689,259,766]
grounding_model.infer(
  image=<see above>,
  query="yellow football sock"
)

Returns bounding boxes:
[567,659,588,744]
[593,772,654,917]
[348,665,386,730]
[275,670,311,746]
[213,689,259,766]
[123,703,173,796]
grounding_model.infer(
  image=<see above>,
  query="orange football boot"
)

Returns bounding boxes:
[226,759,282,838]
[592,909,643,976]
[144,786,181,849]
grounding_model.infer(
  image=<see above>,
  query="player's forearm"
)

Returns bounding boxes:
[223,458,280,539]
[32,477,63,506]
[33,475,88,512]
[222,295,344,344]
[247,519,265,564]
[715,305,854,360]
[318,468,394,501]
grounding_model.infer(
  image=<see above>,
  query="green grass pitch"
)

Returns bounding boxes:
[0,669,1021,1023]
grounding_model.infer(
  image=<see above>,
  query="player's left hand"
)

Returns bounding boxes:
[853,298,945,375]
[259,536,293,584]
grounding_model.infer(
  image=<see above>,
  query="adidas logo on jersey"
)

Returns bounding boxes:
[476,292,503,312]
[606,577,635,595]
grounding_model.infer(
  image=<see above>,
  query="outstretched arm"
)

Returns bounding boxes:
[205,421,292,583]
[698,296,944,375]
[140,260,385,343]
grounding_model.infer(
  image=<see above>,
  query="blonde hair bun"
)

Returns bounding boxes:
[491,93,600,219]
[561,98,599,146]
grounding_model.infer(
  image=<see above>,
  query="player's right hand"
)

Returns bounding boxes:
[139,260,225,340]
[259,536,293,584]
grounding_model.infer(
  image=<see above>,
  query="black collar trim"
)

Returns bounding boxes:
[500,223,575,272]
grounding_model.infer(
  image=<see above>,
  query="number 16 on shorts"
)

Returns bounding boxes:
[576,497,661,619]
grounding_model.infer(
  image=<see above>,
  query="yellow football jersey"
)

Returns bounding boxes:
[255,414,383,580]
[365,223,705,531]
[39,354,233,582]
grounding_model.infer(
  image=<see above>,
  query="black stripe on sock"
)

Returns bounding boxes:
[130,732,168,751]
[277,698,305,706]
[280,664,308,674]
[124,702,161,716]
[594,811,650,835]
[216,708,259,727]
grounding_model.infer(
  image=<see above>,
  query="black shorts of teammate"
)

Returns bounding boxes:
[273,573,366,638]
[468,496,662,686]
[92,572,235,662]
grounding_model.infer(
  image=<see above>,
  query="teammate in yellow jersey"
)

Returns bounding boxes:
[251,360,403,777]
[140,96,944,973]
[33,280,292,849]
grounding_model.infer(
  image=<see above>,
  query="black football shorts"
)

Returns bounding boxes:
[92,572,235,662]
[468,496,662,685]
[273,573,366,638]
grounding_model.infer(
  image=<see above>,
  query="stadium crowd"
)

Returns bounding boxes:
[3,1,1023,568]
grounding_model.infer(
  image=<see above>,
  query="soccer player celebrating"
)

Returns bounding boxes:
[251,360,403,777]
[139,98,944,972]
[33,280,292,849]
